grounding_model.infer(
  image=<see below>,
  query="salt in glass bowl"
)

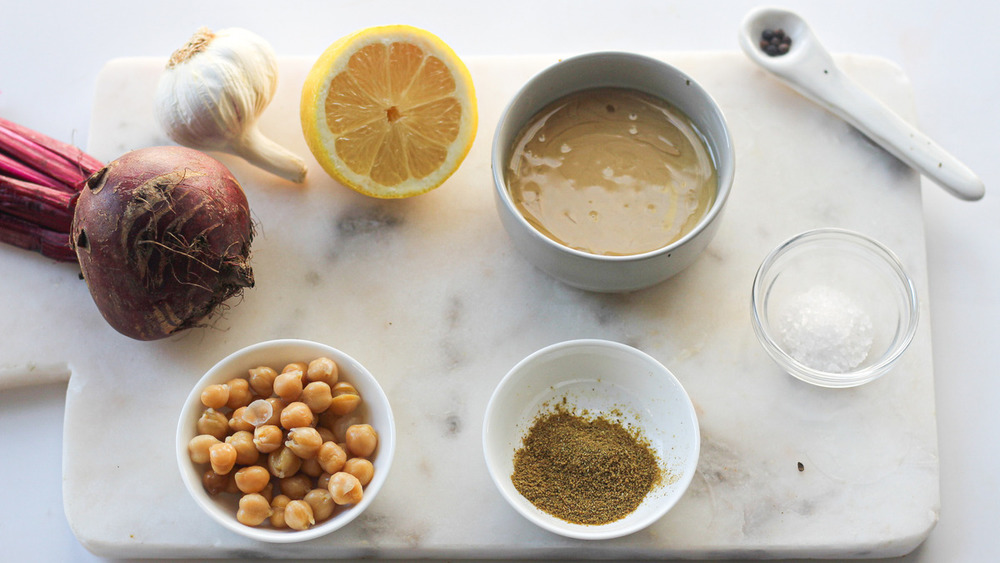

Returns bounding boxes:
[176,339,396,543]
[751,228,919,388]
[482,339,700,540]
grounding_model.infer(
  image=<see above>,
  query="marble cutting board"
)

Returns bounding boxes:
[0,53,939,559]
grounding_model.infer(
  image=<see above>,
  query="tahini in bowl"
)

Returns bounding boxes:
[491,51,734,293]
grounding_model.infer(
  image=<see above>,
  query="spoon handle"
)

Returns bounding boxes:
[790,63,984,201]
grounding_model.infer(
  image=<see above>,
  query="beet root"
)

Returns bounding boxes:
[71,146,254,341]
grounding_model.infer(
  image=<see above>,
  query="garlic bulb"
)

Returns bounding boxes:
[155,27,308,183]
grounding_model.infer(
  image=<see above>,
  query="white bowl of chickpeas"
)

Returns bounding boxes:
[177,339,395,543]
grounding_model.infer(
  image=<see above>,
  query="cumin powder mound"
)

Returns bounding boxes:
[511,406,660,525]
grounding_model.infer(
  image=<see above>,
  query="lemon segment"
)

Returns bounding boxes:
[301,25,477,198]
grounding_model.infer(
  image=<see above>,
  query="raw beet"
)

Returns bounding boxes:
[71,146,254,340]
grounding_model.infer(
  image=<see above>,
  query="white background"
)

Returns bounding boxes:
[0,0,996,561]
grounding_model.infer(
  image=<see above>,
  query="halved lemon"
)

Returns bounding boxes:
[301,25,478,198]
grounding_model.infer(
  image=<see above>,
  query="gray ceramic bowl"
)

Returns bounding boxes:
[492,52,734,292]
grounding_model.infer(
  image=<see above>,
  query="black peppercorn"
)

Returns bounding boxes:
[761,28,792,57]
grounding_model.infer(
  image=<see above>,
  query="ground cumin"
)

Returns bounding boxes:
[511,404,661,525]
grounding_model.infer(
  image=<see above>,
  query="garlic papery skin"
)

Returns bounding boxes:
[155,27,308,183]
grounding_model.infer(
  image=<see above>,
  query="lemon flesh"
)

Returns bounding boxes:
[301,25,477,198]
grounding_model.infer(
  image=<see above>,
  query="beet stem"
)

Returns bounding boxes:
[0,210,76,262]
[0,119,105,261]
[0,174,77,232]
[0,151,67,191]
[0,116,104,179]
[0,121,93,191]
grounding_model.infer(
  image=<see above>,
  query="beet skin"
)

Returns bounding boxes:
[71,146,254,340]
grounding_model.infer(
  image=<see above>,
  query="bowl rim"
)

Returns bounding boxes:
[175,338,396,543]
[481,338,701,540]
[750,228,920,387]
[490,50,735,264]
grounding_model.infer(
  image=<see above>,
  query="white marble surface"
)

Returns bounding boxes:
[3,48,943,560]
[0,1,997,562]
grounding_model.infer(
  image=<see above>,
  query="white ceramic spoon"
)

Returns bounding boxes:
[739,7,984,201]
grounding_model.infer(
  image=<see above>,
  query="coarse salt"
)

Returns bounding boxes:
[777,285,873,373]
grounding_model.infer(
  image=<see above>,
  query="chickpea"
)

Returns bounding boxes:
[343,457,375,486]
[317,472,332,490]
[345,424,378,458]
[258,482,274,503]
[228,407,254,433]
[209,442,238,475]
[280,401,314,430]
[252,450,269,467]
[242,399,273,428]
[328,391,361,416]
[197,409,229,440]
[270,494,291,528]
[332,381,358,396]
[273,370,304,402]
[300,381,333,414]
[284,500,315,531]
[226,430,259,465]
[267,446,302,479]
[317,426,336,443]
[317,409,339,434]
[299,457,323,478]
[188,434,220,464]
[279,474,313,500]
[328,471,363,505]
[263,397,285,426]
[253,424,284,453]
[200,384,230,409]
[225,473,241,494]
[282,361,309,374]
[202,469,231,495]
[285,427,323,459]
[237,493,272,526]
[306,357,339,386]
[234,465,270,494]
[304,488,335,522]
[225,378,253,410]
[317,441,347,474]
[248,365,278,397]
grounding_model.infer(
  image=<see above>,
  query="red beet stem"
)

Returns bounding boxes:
[0,122,91,191]
[0,174,77,232]
[0,116,103,178]
[0,151,66,190]
[0,118,105,261]
[0,210,75,262]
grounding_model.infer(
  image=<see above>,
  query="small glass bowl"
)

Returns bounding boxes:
[751,228,919,388]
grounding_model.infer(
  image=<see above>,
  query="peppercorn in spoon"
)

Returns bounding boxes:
[738,6,984,201]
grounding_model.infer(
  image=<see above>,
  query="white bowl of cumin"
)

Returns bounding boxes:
[482,339,700,540]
